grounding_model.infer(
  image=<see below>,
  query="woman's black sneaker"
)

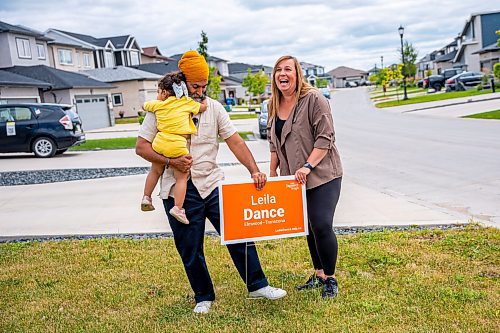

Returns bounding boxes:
[322,277,339,299]
[296,274,325,291]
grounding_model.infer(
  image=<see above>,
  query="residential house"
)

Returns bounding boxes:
[452,10,500,72]
[0,21,51,69]
[45,29,142,69]
[417,50,439,77]
[328,66,368,88]
[367,66,381,76]
[227,62,273,103]
[141,47,173,64]
[82,66,162,118]
[2,65,114,130]
[433,39,459,74]
[300,62,332,87]
[44,30,95,72]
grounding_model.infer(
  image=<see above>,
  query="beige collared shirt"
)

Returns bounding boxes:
[138,97,237,199]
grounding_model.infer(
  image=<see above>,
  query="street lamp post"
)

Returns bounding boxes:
[398,25,408,100]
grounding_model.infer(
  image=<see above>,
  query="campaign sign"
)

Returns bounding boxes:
[219,176,308,245]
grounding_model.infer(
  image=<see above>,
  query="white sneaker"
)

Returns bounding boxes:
[193,301,212,314]
[248,286,287,300]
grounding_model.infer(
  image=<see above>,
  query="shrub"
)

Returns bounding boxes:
[494,62,500,79]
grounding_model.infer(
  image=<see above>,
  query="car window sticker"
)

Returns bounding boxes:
[6,121,16,136]
[35,108,41,115]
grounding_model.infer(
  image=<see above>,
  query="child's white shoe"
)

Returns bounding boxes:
[141,196,155,211]
[169,206,189,224]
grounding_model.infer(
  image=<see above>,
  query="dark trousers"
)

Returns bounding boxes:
[306,177,342,276]
[163,180,268,303]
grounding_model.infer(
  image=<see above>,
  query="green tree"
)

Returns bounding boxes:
[399,41,418,78]
[241,69,269,104]
[207,66,222,100]
[497,30,500,46]
[197,30,208,60]
[316,78,328,88]
[368,74,378,85]
[196,31,221,100]
[425,69,433,77]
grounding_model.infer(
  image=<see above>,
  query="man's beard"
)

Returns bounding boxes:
[190,92,206,102]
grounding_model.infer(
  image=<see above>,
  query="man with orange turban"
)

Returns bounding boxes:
[136,50,287,314]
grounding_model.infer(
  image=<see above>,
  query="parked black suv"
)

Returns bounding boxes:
[0,103,85,157]
[423,68,463,91]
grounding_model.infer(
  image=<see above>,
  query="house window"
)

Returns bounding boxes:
[130,50,140,66]
[105,51,114,67]
[317,68,324,75]
[83,53,91,68]
[112,93,123,106]
[58,48,73,65]
[16,38,31,59]
[36,43,46,59]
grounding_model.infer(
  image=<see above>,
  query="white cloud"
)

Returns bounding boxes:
[0,0,498,71]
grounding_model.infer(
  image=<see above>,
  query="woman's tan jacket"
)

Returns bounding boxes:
[267,89,343,189]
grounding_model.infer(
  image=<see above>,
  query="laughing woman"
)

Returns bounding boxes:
[267,55,343,299]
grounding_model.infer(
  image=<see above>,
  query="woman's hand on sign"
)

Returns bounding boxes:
[295,167,310,184]
[251,171,267,190]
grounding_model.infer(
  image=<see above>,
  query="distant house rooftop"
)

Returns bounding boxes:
[328,66,367,78]
[0,20,52,41]
[81,66,162,82]
[2,65,113,90]
[0,69,51,87]
[131,62,179,76]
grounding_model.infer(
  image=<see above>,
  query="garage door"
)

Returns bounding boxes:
[75,95,111,130]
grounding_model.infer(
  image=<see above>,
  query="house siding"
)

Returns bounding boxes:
[110,80,157,118]
[1,33,50,67]
[47,45,95,72]
[480,13,500,48]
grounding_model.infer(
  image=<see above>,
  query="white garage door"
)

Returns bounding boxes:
[75,95,111,130]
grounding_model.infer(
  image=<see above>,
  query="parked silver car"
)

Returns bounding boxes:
[258,100,269,139]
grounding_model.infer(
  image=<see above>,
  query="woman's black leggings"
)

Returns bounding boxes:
[306,177,342,276]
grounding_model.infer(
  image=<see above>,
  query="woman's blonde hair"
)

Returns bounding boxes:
[268,55,315,119]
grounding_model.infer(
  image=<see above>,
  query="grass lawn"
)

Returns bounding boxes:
[115,117,139,124]
[463,109,500,120]
[228,113,257,120]
[0,226,498,332]
[369,86,421,95]
[71,131,257,151]
[375,89,494,108]
[70,137,138,151]
[370,88,426,100]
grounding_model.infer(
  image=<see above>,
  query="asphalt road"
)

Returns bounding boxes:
[332,87,500,227]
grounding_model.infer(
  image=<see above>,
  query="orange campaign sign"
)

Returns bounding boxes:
[219,176,308,245]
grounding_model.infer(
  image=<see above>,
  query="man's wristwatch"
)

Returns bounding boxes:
[303,162,314,171]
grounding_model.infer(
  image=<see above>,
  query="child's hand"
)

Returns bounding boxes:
[199,99,207,113]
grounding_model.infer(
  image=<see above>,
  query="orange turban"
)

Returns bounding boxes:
[178,50,209,82]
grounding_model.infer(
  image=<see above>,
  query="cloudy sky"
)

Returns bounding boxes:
[1,0,498,71]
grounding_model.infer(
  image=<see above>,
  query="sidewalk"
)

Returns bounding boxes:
[0,163,467,239]
[382,92,500,116]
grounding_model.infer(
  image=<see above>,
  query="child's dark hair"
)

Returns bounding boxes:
[158,71,186,96]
